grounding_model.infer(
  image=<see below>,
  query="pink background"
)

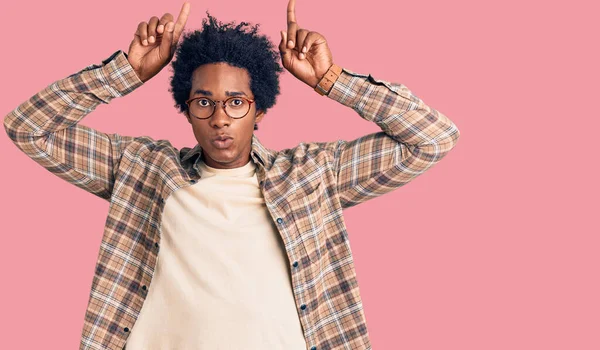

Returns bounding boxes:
[1,0,597,348]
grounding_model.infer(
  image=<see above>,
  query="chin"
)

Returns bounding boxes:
[206,149,237,162]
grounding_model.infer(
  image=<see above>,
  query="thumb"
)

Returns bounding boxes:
[159,22,175,61]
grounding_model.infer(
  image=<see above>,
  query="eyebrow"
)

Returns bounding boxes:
[193,89,248,97]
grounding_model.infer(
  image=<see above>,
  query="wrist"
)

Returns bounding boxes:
[314,63,342,96]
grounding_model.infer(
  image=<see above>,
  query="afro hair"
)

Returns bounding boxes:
[169,11,284,130]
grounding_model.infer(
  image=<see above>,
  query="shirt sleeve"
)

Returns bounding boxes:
[324,68,461,209]
[3,50,144,201]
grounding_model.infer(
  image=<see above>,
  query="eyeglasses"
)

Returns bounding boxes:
[185,96,255,120]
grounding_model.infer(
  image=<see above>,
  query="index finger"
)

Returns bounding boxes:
[287,0,297,27]
[173,1,191,43]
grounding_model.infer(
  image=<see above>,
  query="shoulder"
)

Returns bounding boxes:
[117,135,179,157]
[277,139,343,167]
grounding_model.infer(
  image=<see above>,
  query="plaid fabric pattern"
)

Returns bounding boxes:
[4,49,460,350]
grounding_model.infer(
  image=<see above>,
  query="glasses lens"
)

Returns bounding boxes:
[190,98,214,119]
[225,97,250,118]
[189,97,250,119]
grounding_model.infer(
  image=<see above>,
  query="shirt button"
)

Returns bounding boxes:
[259,180,264,186]
[311,347,317,350]
[155,242,159,248]
[292,261,299,267]
[142,285,147,291]
[276,218,283,224]
[190,179,197,184]
[300,304,307,310]
[123,327,130,332]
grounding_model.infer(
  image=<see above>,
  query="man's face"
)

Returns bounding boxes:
[185,62,264,169]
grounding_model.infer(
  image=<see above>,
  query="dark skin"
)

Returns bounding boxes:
[127,0,335,169]
[184,63,265,169]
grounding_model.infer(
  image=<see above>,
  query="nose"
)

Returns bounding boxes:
[209,102,231,128]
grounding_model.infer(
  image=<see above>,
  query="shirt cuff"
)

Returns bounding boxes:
[326,68,370,109]
[99,50,144,98]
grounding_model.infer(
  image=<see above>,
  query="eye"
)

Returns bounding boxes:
[196,98,211,107]
[228,98,244,107]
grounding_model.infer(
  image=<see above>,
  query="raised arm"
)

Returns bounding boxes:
[3,2,190,201]
[3,51,144,200]
[278,0,460,209]
[323,69,460,209]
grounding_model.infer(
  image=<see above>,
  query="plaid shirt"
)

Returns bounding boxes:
[4,49,460,350]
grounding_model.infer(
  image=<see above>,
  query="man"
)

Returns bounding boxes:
[3,1,460,349]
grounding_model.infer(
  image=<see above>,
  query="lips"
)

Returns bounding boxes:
[211,135,233,149]
[213,135,232,141]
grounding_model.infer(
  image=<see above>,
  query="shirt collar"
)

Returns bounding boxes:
[181,133,274,170]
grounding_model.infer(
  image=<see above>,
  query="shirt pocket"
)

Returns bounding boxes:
[290,182,325,263]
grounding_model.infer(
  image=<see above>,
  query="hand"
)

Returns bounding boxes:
[278,0,334,89]
[127,2,191,83]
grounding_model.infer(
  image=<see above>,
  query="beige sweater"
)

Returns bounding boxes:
[125,159,307,349]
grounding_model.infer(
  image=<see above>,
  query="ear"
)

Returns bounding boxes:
[185,110,192,124]
[255,109,265,124]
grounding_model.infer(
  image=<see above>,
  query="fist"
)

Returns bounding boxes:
[278,0,334,89]
[127,2,190,83]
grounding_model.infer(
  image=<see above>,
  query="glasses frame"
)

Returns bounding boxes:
[185,96,256,120]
